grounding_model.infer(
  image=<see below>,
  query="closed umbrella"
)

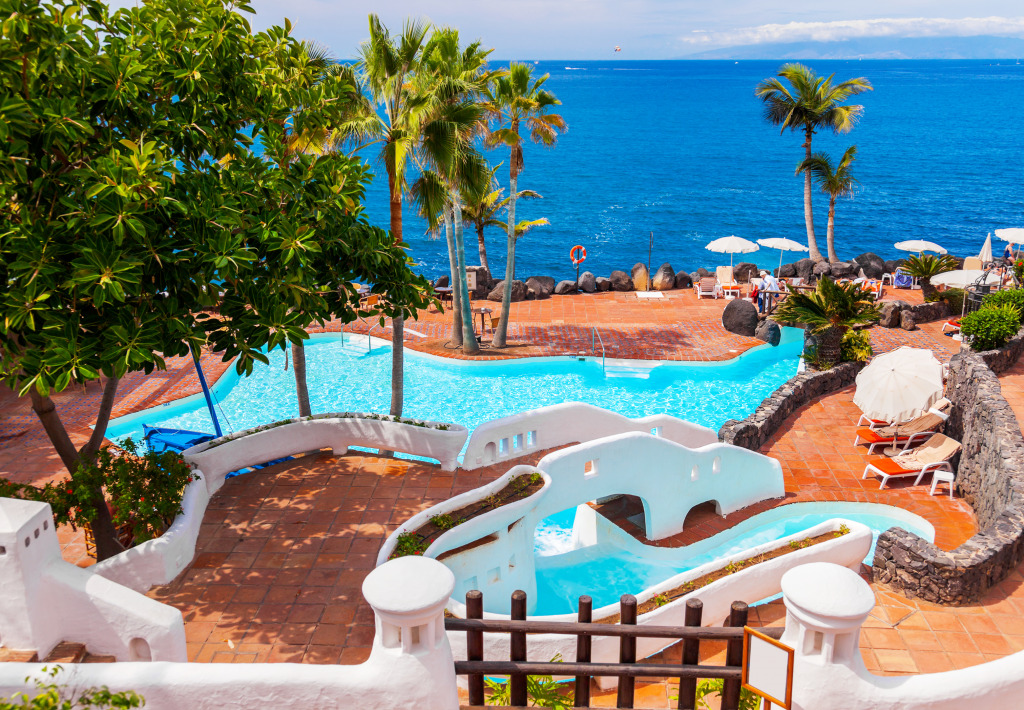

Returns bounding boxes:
[756,237,809,275]
[979,234,993,263]
[854,347,944,455]
[705,235,758,268]
[894,240,947,255]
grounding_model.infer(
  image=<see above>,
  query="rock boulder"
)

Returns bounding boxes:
[675,272,693,289]
[830,261,857,278]
[487,279,527,303]
[609,270,633,292]
[754,319,782,346]
[813,261,832,278]
[652,263,676,291]
[526,275,555,300]
[879,300,910,328]
[779,262,797,278]
[578,271,597,293]
[722,298,759,337]
[631,262,650,291]
[734,262,759,283]
[854,252,886,279]
[596,277,612,292]
[555,279,577,295]
[900,310,918,331]
[883,259,905,274]
[794,258,815,283]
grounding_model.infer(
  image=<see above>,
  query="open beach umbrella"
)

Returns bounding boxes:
[894,240,947,255]
[930,269,1000,290]
[705,235,758,268]
[996,228,1024,260]
[757,237,809,275]
[854,347,944,454]
[979,234,993,263]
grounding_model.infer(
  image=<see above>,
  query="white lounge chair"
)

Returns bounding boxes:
[695,276,719,299]
[716,266,740,299]
[861,433,961,490]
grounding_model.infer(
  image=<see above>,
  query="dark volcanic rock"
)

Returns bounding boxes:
[734,262,759,283]
[577,271,597,293]
[778,262,797,278]
[554,279,577,295]
[884,259,905,274]
[722,299,758,337]
[900,310,918,331]
[854,252,886,279]
[696,267,712,278]
[675,272,693,289]
[596,277,611,292]
[830,261,857,278]
[652,263,676,291]
[813,261,832,278]
[879,300,910,328]
[794,258,815,283]
[754,319,782,346]
[487,279,527,302]
[609,270,633,292]
[526,275,555,299]
[631,262,650,291]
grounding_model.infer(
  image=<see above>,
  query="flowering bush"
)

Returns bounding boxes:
[45,439,199,546]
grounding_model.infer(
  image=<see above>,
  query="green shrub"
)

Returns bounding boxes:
[981,289,1024,323]
[485,655,571,708]
[390,532,428,559]
[961,304,1021,351]
[840,329,873,362]
[926,287,965,315]
[0,665,143,709]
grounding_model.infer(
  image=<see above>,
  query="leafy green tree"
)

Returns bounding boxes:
[756,64,872,262]
[0,0,428,559]
[485,62,567,348]
[901,253,959,299]
[459,164,544,273]
[772,279,880,366]
[798,146,858,264]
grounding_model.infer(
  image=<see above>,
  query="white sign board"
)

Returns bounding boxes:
[743,627,794,709]
[466,270,477,292]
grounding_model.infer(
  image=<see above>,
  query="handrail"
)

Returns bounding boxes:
[591,326,606,371]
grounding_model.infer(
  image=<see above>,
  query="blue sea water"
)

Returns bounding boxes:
[353,60,1024,281]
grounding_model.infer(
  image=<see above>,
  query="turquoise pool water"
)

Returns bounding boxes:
[105,329,803,447]
[529,502,934,616]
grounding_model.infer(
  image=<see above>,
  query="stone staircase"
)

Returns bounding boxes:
[0,642,114,664]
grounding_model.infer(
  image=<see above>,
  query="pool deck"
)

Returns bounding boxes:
[2,285,1016,692]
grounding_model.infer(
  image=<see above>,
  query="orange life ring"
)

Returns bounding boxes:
[570,245,587,265]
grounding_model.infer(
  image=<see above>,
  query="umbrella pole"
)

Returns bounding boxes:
[778,250,783,277]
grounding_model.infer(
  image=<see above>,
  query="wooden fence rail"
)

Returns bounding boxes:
[445,590,784,710]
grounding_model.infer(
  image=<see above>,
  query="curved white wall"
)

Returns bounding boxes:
[461,402,719,470]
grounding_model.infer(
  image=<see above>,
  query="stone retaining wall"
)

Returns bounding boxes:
[872,334,1024,604]
[718,361,864,451]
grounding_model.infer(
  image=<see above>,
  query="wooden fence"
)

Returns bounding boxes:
[445,590,784,710]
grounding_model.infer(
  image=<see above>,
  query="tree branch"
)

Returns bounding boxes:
[78,375,120,463]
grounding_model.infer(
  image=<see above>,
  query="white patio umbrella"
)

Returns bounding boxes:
[756,237,809,275]
[930,269,1000,290]
[894,240,947,255]
[705,235,758,268]
[854,347,944,455]
[996,228,1024,260]
[979,233,993,263]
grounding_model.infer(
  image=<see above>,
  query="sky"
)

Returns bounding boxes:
[217,1,1024,59]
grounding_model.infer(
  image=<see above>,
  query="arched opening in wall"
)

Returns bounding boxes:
[589,494,649,538]
[681,500,723,533]
[128,637,152,662]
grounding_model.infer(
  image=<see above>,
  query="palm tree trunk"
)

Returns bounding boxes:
[388,171,404,418]
[819,326,844,367]
[493,162,518,349]
[443,211,463,348]
[292,341,311,417]
[803,127,822,262]
[476,222,489,272]
[826,197,839,264]
[452,198,480,354]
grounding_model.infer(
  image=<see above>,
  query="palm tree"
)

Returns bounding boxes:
[459,163,543,272]
[772,278,880,367]
[902,253,959,300]
[485,62,567,348]
[798,146,858,264]
[756,64,872,262]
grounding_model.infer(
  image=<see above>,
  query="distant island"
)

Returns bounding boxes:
[682,35,1024,60]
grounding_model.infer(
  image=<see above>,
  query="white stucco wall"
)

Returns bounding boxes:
[460,402,719,470]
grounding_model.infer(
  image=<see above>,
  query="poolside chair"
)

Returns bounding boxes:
[855,397,950,435]
[893,268,916,289]
[854,412,946,454]
[861,433,961,490]
[695,276,719,299]
[716,266,740,299]
[963,256,983,271]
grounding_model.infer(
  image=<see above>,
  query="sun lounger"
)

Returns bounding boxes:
[963,256,983,270]
[861,433,961,489]
[716,266,740,298]
[695,276,719,299]
[856,398,950,430]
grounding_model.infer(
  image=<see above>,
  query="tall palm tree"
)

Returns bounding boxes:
[772,278,880,366]
[798,146,858,265]
[460,163,543,272]
[755,64,872,262]
[485,62,567,348]
[348,16,440,415]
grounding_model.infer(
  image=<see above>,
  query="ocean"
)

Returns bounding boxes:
[355,60,1024,282]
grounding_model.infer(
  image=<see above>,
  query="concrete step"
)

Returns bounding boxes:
[43,641,87,664]
[0,648,39,663]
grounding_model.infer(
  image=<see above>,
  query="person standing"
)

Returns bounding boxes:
[759,270,780,313]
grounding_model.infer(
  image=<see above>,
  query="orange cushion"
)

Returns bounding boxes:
[868,457,917,475]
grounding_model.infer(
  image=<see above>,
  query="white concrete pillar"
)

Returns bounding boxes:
[780,562,876,710]
[361,556,459,710]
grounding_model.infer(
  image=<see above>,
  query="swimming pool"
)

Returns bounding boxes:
[529,501,933,616]
[105,328,803,447]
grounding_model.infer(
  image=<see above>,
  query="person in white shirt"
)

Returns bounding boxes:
[758,270,780,313]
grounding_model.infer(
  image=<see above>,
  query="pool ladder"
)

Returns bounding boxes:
[591,326,606,372]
